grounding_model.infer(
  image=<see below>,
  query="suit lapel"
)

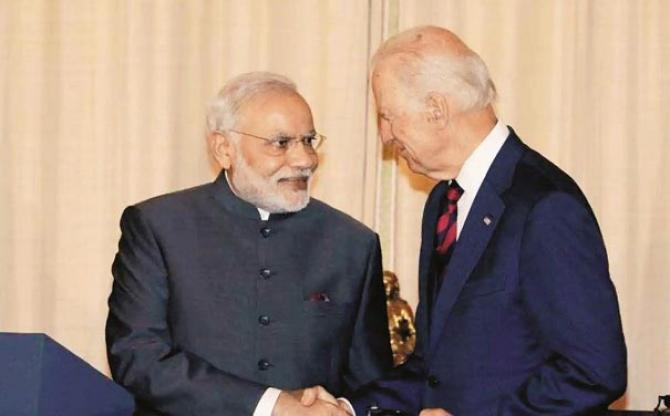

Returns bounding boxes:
[428,182,504,354]
[427,129,526,355]
[415,181,449,349]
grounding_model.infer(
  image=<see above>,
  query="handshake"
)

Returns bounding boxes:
[271,386,453,416]
[271,385,352,416]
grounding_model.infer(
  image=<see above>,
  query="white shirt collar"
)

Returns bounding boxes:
[257,207,270,221]
[453,120,508,237]
[455,120,509,199]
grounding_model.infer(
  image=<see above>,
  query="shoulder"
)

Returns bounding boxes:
[123,181,214,224]
[508,146,592,211]
[304,198,378,242]
[503,146,602,235]
[137,181,211,209]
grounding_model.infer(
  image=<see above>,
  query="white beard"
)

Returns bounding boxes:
[228,150,312,213]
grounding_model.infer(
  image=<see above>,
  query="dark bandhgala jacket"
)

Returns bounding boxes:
[106,172,393,415]
[351,129,627,416]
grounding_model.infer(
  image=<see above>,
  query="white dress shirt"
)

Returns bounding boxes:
[254,386,281,416]
[454,120,508,239]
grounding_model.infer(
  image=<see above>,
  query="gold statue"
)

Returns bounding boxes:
[383,271,416,366]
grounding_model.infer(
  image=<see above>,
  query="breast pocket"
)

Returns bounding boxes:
[302,299,354,344]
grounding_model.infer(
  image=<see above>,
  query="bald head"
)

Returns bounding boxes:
[374,25,471,59]
[370,26,499,179]
[372,25,496,113]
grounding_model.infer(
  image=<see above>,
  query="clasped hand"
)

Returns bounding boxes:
[272,385,352,416]
[273,385,454,416]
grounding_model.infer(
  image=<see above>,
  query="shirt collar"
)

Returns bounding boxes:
[455,120,509,196]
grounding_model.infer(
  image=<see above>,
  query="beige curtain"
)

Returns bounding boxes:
[1,0,667,410]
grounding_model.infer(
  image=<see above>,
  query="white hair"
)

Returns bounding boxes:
[206,71,297,134]
[372,27,497,112]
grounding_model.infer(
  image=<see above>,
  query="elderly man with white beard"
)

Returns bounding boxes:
[106,72,392,416]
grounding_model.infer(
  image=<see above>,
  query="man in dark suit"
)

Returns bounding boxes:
[105,72,392,416]
[306,25,627,415]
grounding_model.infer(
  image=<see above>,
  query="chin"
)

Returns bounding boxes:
[283,192,310,212]
[265,191,310,213]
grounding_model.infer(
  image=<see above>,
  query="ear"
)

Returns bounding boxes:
[208,131,235,170]
[425,92,450,128]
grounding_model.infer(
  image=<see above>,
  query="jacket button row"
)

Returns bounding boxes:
[260,227,271,238]
[259,268,272,279]
[258,359,271,371]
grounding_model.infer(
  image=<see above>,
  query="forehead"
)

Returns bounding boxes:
[237,90,314,132]
[372,68,410,114]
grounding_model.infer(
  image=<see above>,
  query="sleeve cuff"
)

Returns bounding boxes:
[338,397,356,415]
[253,387,282,416]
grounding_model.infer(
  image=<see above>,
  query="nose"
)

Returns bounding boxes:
[286,141,317,170]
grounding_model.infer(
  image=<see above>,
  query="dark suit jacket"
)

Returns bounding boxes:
[106,172,392,415]
[352,129,627,415]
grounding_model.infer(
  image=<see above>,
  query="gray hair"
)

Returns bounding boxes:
[372,27,497,112]
[206,71,297,134]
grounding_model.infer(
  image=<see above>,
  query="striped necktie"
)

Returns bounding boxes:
[434,180,464,288]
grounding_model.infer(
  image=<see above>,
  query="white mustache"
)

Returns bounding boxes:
[273,169,313,182]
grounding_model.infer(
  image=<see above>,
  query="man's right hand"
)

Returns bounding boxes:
[272,390,351,416]
[298,385,339,406]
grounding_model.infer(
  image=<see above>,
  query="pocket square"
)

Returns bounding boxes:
[308,292,331,303]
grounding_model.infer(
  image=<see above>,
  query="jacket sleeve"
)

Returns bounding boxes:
[343,235,394,393]
[346,235,425,415]
[105,206,266,415]
[349,353,426,416]
[499,192,627,415]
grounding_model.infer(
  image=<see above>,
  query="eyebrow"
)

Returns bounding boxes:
[271,130,316,138]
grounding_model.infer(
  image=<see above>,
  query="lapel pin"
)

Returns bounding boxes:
[483,215,493,226]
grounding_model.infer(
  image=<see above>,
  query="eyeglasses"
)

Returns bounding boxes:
[224,129,326,156]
